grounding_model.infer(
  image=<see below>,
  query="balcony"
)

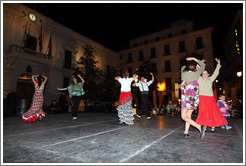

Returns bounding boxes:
[8,44,52,61]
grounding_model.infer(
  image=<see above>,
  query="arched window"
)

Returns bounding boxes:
[26,65,32,73]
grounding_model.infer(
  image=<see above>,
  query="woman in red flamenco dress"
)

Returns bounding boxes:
[22,74,48,122]
[196,58,228,132]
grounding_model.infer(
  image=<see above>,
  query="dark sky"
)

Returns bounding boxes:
[23,3,243,59]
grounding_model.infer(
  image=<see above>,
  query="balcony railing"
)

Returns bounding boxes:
[8,44,52,60]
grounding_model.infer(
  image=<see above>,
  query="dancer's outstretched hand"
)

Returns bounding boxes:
[215,58,220,64]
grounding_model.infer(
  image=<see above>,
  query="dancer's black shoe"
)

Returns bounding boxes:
[184,134,190,138]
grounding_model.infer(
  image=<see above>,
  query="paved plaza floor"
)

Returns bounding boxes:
[2,112,244,164]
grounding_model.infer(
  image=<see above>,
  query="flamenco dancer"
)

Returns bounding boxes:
[181,57,206,138]
[22,74,48,122]
[57,73,85,120]
[196,58,228,132]
[115,72,138,125]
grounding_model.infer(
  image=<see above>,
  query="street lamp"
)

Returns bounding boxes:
[237,71,242,77]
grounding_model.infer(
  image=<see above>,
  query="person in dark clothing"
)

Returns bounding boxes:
[133,73,154,120]
[49,100,60,114]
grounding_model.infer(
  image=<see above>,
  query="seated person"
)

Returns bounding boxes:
[49,100,60,114]
[166,100,175,113]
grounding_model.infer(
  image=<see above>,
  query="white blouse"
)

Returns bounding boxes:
[118,77,133,92]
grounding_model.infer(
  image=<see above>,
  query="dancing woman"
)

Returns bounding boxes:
[57,73,85,119]
[181,57,206,138]
[196,58,228,132]
[115,72,138,125]
[22,74,48,122]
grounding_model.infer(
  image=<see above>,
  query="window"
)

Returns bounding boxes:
[119,55,122,60]
[144,40,149,44]
[164,44,170,55]
[64,50,72,68]
[196,37,203,49]
[26,34,37,51]
[63,77,70,88]
[181,29,187,34]
[133,43,137,47]
[165,61,171,72]
[151,48,156,58]
[179,41,185,52]
[128,53,132,63]
[139,51,144,61]
[106,65,111,74]
[151,63,158,73]
[168,33,173,38]
[155,37,160,41]
[166,77,172,91]
[26,65,32,73]
[128,67,132,76]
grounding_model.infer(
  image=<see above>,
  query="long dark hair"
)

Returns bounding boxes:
[37,75,44,88]
[183,61,197,72]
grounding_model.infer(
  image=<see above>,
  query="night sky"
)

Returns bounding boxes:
[23,2,243,60]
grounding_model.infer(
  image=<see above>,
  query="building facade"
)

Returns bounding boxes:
[224,9,243,111]
[119,20,214,107]
[3,3,121,106]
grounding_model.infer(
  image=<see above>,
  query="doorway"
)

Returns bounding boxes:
[16,79,34,102]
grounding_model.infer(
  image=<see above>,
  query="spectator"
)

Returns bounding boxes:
[49,100,60,114]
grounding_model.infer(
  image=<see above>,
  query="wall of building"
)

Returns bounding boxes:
[3,3,121,106]
[224,9,243,109]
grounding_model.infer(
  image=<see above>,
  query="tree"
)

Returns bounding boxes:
[100,65,120,103]
[76,44,103,106]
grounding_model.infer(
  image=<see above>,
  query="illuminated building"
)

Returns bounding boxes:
[119,20,214,107]
[3,4,120,105]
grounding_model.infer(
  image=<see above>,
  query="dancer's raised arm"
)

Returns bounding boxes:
[210,58,221,82]
[77,74,85,84]
[115,76,121,81]
[57,87,67,91]
[150,72,154,82]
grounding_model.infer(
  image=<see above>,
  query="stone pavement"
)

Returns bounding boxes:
[2,113,244,164]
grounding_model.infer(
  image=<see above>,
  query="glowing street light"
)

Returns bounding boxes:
[157,82,166,91]
[237,71,242,77]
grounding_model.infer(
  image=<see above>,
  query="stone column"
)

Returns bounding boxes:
[153,90,157,108]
